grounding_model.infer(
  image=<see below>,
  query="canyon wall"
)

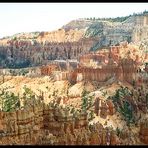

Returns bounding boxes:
[73,44,139,84]
[132,16,148,42]
[0,100,120,145]
[0,14,148,68]
[0,37,95,68]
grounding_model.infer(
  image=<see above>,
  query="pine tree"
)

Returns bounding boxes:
[2,91,19,112]
[81,89,89,112]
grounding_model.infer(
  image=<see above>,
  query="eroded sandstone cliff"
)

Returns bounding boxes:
[0,12,148,68]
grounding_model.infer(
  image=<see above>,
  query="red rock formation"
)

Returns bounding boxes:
[1,37,94,67]
[94,97,100,116]
[69,71,77,83]
[100,101,108,119]
[77,46,139,85]
[121,58,138,84]
[0,100,122,145]
[116,67,123,82]
[139,120,148,144]
[106,100,115,115]
[40,64,58,76]
[90,132,101,145]
[110,131,120,145]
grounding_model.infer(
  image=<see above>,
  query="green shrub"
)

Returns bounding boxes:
[0,91,20,112]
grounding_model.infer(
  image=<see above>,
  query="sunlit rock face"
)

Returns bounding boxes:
[139,119,148,144]
[0,14,148,69]
[0,13,148,146]
[0,41,144,86]
[132,16,148,42]
[0,102,121,145]
[72,43,140,84]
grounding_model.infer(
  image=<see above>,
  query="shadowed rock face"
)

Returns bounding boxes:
[0,37,95,68]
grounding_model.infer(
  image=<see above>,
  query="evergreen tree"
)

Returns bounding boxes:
[2,91,20,112]
[81,89,89,112]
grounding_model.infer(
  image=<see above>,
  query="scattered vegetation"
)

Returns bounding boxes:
[118,101,134,125]
[88,110,95,121]
[81,89,89,112]
[0,53,6,61]
[85,10,148,22]
[8,69,29,76]
[23,85,35,100]
[19,69,29,76]
[110,86,135,125]
[102,91,108,97]
[85,16,130,22]
[0,89,20,112]
[85,23,103,37]
[116,127,122,137]
[6,59,31,69]
[13,37,17,41]
[81,89,94,113]
[111,86,131,103]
